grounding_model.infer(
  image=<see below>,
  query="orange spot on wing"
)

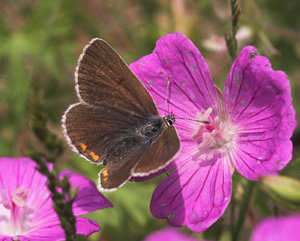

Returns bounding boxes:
[89,151,99,161]
[79,143,87,152]
[102,169,108,177]
[103,177,108,182]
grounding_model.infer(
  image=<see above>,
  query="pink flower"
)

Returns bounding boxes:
[250,215,300,241]
[202,26,252,53]
[143,227,210,241]
[130,33,296,233]
[0,157,112,240]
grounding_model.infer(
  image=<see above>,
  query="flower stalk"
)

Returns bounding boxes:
[26,18,76,236]
[232,180,255,241]
[225,0,241,61]
[31,152,77,241]
[27,42,75,238]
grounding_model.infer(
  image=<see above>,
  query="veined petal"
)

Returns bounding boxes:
[150,153,232,233]
[20,216,99,240]
[0,157,52,202]
[18,220,65,241]
[75,216,100,236]
[223,46,296,180]
[59,170,113,215]
[130,32,220,138]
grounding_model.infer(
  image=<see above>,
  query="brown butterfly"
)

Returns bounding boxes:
[62,39,180,191]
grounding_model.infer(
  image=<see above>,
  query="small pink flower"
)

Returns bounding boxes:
[0,157,112,240]
[130,33,296,233]
[202,26,252,53]
[250,215,300,241]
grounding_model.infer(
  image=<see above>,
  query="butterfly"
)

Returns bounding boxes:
[62,39,180,191]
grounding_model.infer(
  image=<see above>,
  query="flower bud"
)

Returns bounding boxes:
[261,175,300,210]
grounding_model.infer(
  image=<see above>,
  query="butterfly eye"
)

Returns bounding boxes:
[167,120,173,126]
[164,113,176,126]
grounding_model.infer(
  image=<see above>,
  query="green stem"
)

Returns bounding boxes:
[31,152,77,240]
[232,180,255,241]
[225,0,241,62]
[230,184,236,235]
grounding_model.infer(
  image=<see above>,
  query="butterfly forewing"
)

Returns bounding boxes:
[76,39,158,115]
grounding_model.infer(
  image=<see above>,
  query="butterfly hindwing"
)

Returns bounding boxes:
[133,125,180,176]
[98,121,180,190]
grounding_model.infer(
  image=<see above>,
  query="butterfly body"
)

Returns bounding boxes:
[105,116,164,165]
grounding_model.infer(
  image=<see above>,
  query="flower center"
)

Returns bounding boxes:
[191,107,237,153]
[0,186,32,235]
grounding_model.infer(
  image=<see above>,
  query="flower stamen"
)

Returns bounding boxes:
[11,187,30,208]
[192,108,237,152]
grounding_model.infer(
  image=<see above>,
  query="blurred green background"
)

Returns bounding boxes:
[0,0,300,240]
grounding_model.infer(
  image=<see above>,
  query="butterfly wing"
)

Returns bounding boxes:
[63,103,141,164]
[75,38,158,115]
[98,146,147,191]
[63,39,160,163]
[132,125,180,176]
[99,124,180,191]
[63,38,180,191]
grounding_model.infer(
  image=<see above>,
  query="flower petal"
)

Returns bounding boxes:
[23,215,100,240]
[0,235,12,241]
[250,215,300,241]
[0,157,52,200]
[59,170,113,215]
[0,157,55,233]
[223,46,296,180]
[75,216,100,236]
[130,32,220,139]
[150,153,232,233]
[19,218,65,241]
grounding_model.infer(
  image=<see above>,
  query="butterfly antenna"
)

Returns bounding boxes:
[164,76,171,116]
[164,76,209,125]
[175,116,210,124]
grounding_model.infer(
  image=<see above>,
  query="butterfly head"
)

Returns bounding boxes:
[163,112,175,126]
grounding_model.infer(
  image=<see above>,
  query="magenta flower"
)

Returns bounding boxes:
[143,227,209,241]
[0,157,112,240]
[250,215,300,241]
[130,33,296,233]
